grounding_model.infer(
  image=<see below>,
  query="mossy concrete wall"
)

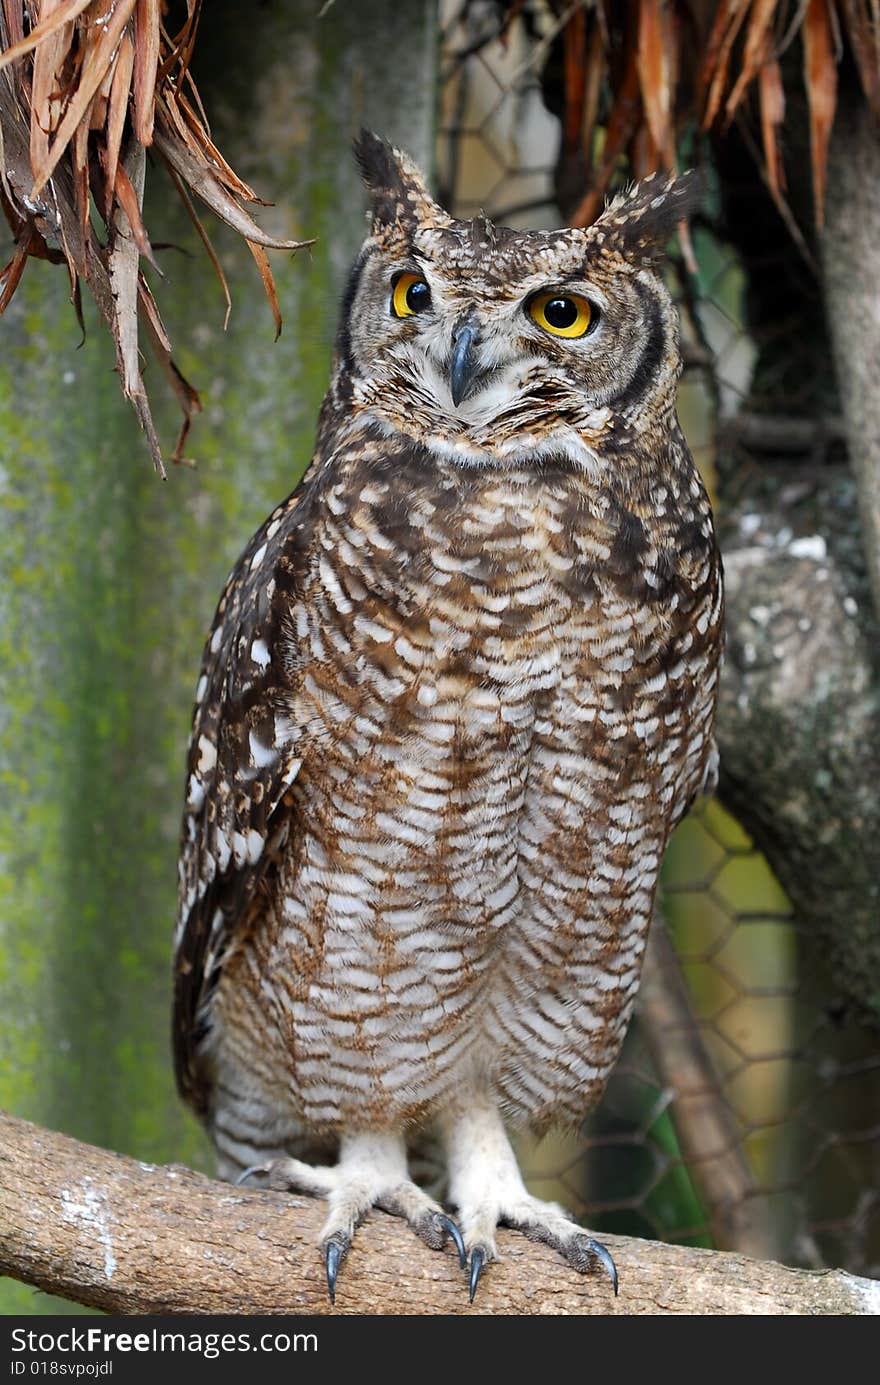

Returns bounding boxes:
[0,0,436,1313]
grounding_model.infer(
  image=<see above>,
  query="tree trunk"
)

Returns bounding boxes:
[712,108,880,1028]
[0,0,436,1315]
[822,93,880,621]
[709,96,880,1274]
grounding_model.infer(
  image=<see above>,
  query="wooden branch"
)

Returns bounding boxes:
[1,1110,876,1315]
[719,411,846,456]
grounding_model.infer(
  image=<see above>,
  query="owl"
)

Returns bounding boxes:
[173,130,723,1306]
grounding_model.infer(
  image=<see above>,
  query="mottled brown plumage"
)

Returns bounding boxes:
[173,131,723,1300]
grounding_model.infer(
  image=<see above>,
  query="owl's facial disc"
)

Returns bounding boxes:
[340,135,698,462]
[342,225,677,464]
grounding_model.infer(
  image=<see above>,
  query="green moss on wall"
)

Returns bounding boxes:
[0,0,436,1314]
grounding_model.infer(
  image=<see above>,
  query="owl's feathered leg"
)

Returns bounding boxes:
[443,1096,618,1300]
[241,1132,464,1304]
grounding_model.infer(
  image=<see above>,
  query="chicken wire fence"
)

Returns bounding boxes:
[436,0,880,1278]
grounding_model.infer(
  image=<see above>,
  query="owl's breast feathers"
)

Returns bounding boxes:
[174,426,722,1119]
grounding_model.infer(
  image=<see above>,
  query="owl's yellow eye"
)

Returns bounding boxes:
[528,292,594,339]
[391,273,431,318]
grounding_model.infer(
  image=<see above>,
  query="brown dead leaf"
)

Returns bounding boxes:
[132,0,159,143]
[637,0,675,165]
[0,0,315,466]
[702,0,749,127]
[136,268,171,353]
[580,16,604,159]
[803,0,837,227]
[839,0,880,115]
[569,30,642,228]
[725,0,778,120]
[698,0,740,102]
[103,26,133,221]
[0,240,28,311]
[114,155,158,268]
[759,55,786,201]
[247,239,282,341]
[0,0,92,72]
[139,278,203,467]
[174,90,262,202]
[1,1,25,47]
[30,0,136,196]
[108,140,166,476]
[563,4,587,154]
[164,158,232,330]
[153,129,313,252]
[28,0,70,178]
[108,140,144,398]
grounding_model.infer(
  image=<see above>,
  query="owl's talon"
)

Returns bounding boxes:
[557,1228,619,1293]
[324,1237,347,1306]
[468,1247,485,1302]
[234,1162,268,1187]
[583,1238,618,1296]
[435,1213,466,1268]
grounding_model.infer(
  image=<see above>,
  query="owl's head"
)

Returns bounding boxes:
[332,130,699,471]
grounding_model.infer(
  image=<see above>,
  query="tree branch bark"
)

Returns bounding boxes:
[1,1110,876,1316]
[717,477,880,1025]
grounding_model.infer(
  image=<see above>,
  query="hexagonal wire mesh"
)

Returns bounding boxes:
[436,0,880,1277]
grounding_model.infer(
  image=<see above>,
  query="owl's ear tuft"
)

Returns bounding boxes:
[593,169,703,265]
[353,129,450,237]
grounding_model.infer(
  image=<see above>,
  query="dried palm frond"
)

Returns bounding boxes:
[699,0,851,228]
[459,0,880,241]
[0,1,313,473]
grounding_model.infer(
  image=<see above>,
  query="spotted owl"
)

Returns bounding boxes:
[174,130,723,1304]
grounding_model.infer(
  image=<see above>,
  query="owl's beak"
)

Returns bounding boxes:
[449,318,483,407]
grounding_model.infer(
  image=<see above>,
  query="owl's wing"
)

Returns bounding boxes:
[173,480,316,1114]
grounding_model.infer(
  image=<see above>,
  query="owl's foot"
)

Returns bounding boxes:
[239,1132,464,1305]
[443,1098,618,1302]
[456,1196,617,1303]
